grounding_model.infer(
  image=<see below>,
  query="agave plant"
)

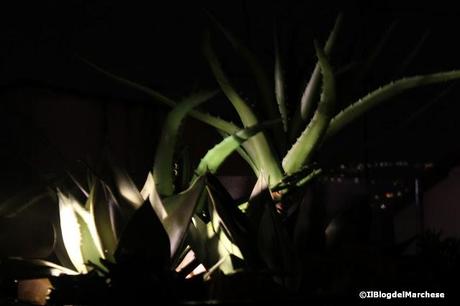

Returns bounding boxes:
[4,11,460,302]
[85,13,460,193]
[0,86,279,304]
[76,12,460,293]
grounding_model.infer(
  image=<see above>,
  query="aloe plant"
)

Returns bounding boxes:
[85,14,460,194]
[4,12,460,301]
[0,88,273,291]
[72,13,460,289]
[202,14,460,187]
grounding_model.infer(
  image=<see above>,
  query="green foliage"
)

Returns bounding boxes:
[81,13,460,191]
[325,70,460,139]
[73,12,460,288]
[282,42,336,174]
[203,32,284,186]
[289,13,343,140]
[4,12,460,300]
[153,91,217,196]
[194,120,280,178]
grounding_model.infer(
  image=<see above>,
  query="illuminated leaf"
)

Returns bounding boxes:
[203,34,284,186]
[208,13,288,149]
[195,120,279,177]
[274,24,288,133]
[188,214,241,276]
[161,176,206,257]
[289,13,343,140]
[154,91,217,196]
[283,43,335,174]
[56,190,86,273]
[325,70,460,139]
[73,198,106,271]
[87,180,119,262]
[112,165,143,208]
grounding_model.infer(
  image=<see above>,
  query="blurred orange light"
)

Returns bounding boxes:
[385,192,394,198]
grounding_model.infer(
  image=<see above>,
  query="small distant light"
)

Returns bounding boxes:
[397,191,402,197]
[385,192,394,198]
[380,204,387,210]
[17,279,52,306]
[354,177,360,184]
[374,195,380,200]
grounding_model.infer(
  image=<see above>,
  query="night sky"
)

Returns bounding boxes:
[1,1,460,184]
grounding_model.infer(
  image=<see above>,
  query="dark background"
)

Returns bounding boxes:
[1,0,460,292]
[2,2,460,297]
[1,0,460,191]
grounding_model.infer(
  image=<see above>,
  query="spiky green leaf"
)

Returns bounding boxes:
[203,33,259,127]
[146,175,206,258]
[325,70,460,139]
[153,91,216,196]
[203,34,284,185]
[208,13,279,124]
[195,120,279,177]
[163,177,206,258]
[86,180,119,262]
[188,216,240,275]
[217,130,259,175]
[209,14,290,153]
[289,13,343,140]
[274,26,288,132]
[73,203,107,272]
[57,190,105,273]
[282,43,336,174]
[56,190,85,273]
[111,164,144,209]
